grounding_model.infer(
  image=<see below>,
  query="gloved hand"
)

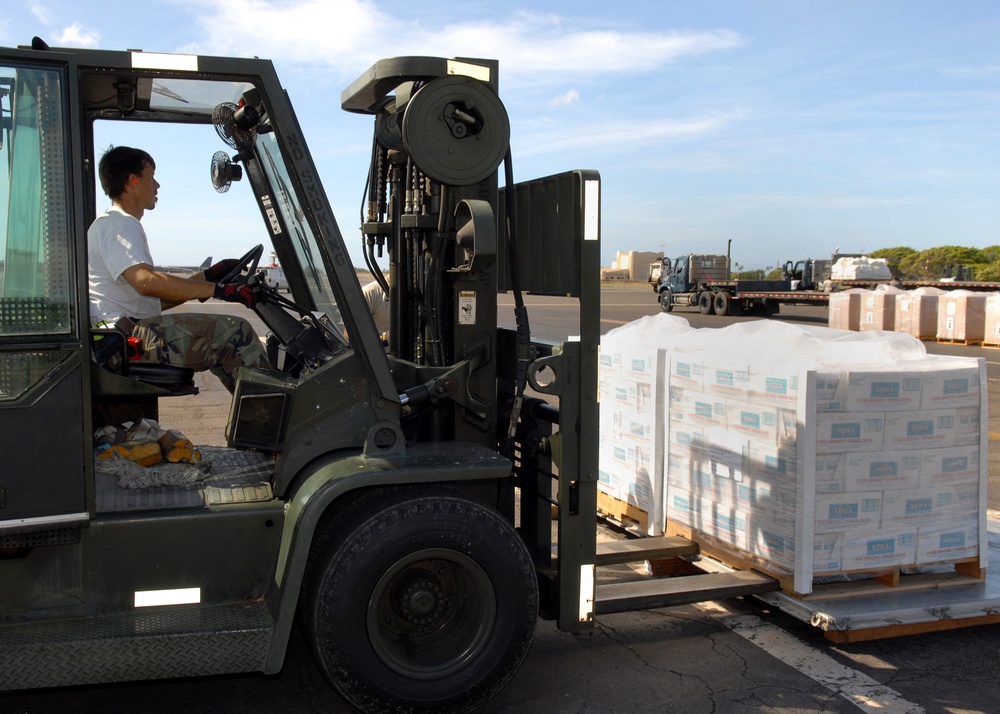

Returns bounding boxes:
[203,258,242,282]
[214,280,260,308]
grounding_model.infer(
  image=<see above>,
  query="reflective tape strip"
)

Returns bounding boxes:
[134,587,201,608]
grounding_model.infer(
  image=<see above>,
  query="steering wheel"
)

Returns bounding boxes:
[219,244,264,284]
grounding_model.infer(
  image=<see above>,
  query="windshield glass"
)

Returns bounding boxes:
[256,132,340,320]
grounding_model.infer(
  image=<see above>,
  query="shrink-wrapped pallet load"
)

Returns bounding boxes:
[937,290,990,343]
[599,315,987,595]
[895,287,944,340]
[859,285,901,332]
[983,293,1000,347]
[828,290,865,331]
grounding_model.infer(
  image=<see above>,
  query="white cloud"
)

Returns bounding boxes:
[54,22,100,48]
[550,89,579,107]
[175,1,743,84]
[28,0,53,25]
[517,112,741,157]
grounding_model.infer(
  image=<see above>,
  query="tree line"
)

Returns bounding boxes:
[865,246,1000,281]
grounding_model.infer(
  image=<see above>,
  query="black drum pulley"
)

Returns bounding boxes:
[401,76,510,186]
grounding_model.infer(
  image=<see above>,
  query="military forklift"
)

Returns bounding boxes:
[0,40,775,712]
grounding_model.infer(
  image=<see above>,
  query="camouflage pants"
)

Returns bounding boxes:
[131,313,270,392]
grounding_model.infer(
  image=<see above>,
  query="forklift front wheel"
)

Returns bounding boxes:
[305,487,538,713]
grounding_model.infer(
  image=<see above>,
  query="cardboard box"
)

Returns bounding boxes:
[882,484,979,527]
[937,293,988,342]
[917,522,980,563]
[884,409,958,450]
[920,362,982,410]
[839,528,917,570]
[668,388,727,429]
[859,291,896,331]
[828,291,863,331]
[895,292,940,340]
[814,451,921,492]
[920,445,981,485]
[817,370,922,412]
[815,413,885,452]
[814,492,884,533]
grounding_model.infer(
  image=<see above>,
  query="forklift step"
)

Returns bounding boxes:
[594,570,779,615]
[595,536,699,566]
[0,601,273,691]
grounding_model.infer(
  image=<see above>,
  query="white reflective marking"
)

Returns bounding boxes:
[134,587,201,608]
[699,602,925,714]
[579,564,595,621]
[446,60,490,82]
[131,52,199,72]
[584,180,600,241]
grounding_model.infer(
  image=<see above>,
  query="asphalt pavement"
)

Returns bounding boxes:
[6,285,999,714]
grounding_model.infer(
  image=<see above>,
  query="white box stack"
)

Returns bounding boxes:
[600,315,988,594]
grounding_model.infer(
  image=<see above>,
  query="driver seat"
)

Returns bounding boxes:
[91,328,199,396]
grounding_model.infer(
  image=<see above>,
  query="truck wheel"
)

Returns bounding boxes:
[659,289,673,312]
[305,487,538,713]
[698,291,714,315]
[713,291,730,316]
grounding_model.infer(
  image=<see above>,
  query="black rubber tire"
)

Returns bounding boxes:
[304,487,538,713]
[713,291,730,317]
[698,291,714,315]
[659,289,673,312]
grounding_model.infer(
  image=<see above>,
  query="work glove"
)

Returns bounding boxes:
[203,258,241,282]
[214,280,260,308]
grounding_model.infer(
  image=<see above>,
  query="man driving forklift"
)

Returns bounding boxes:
[88,145,270,392]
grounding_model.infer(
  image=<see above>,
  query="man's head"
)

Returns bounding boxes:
[98,145,156,201]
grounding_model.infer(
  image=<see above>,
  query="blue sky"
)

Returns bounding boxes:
[5,1,1000,271]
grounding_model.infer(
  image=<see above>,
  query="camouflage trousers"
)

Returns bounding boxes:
[131,313,270,393]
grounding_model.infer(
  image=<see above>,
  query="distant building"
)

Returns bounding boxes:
[605,250,661,281]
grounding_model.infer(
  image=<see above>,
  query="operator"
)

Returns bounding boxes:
[363,281,389,342]
[88,145,270,392]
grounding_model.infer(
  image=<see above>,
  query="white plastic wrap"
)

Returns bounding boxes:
[599,318,988,594]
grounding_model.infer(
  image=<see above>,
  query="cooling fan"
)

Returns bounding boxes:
[212,101,259,153]
[210,151,243,194]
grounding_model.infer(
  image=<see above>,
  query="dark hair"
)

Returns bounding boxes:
[98,145,155,199]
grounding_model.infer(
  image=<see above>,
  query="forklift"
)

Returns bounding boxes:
[0,40,775,712]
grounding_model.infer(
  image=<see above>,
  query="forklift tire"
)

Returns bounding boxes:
[304,486,538,713]
[697,291,714,315]
[659,289,672,312]
[713,291,730,317]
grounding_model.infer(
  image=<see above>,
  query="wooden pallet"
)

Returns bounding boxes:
[823,613,1000,644]
[597,490,648,533]
[982,341,1000,350]
[663,520,985,599]
[937,337,984,346]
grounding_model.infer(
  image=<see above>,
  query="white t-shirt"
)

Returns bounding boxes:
[88,206,161,324]
[363,281,389,335]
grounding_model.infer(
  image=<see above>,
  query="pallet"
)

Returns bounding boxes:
[663,520,985,600]
[823,613,1000,644]
[937,337,984,346]
[597,490,649,533]
[982,341,1000,350]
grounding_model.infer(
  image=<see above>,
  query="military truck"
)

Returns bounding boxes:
[0,40,776,712]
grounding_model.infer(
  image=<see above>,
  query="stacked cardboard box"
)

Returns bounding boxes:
[937,291,989,342]
[859,287,899,332]
[828,290,864,331]
[895,288,944,340]
[599,316,987,594]
[984,294,1000,346]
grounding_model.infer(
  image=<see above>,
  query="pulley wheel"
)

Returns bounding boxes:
[375,97,404,151]
[401,76,510,186]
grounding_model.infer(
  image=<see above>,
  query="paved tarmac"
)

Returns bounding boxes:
[6,285,999,714]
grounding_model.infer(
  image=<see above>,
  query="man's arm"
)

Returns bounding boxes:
[121,263,215,305]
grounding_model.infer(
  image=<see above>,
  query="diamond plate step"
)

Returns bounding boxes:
[0,601,273,691]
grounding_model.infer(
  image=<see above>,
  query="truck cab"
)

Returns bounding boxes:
[0,42,602,712]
